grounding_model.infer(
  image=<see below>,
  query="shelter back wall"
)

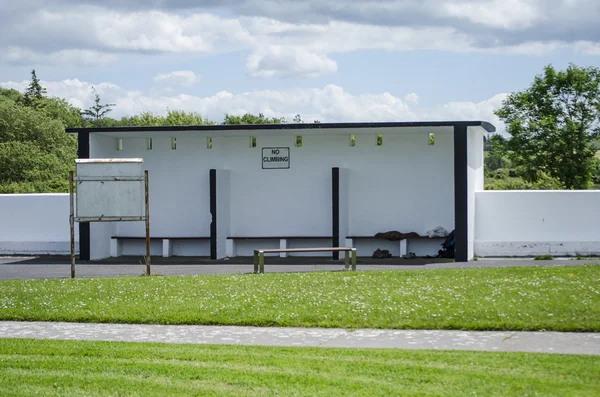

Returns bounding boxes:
[89,128,455,257]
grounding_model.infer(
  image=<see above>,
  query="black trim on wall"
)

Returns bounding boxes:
[453,125,469,262]
[77,132,90,261]
[210,169,217,260]
[332,167,340,260]
[66,121,496,134]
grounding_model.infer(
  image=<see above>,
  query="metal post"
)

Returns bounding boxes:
[351,249,357,271]
[259,251,265,274]
[344,250,349,270]
[69,171,75,279]
[145,170,151,276]
[253,250,258,274]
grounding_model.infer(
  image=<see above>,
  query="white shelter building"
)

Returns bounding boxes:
[66,121,495,262]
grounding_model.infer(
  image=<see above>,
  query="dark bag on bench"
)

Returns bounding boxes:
[438,230,455,258]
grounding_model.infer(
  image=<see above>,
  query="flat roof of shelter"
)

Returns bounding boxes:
[66,120,495,134]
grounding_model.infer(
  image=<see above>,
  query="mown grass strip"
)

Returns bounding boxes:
[0,265,598,331]
[0,338,598,397]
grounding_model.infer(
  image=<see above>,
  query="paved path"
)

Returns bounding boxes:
[1,321,598,355]
[1,256,598,280]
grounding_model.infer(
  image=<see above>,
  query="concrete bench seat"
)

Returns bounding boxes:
[253,247,357,273]
[111,236,210,258]
[345,235,446,257]
[226,236,332,258]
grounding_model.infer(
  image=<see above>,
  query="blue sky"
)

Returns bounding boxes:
[1,1,600,133]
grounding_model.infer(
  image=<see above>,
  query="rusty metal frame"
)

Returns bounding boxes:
[69,168,151,278]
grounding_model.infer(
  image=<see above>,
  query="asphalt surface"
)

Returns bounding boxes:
[1,321,598,355]
[1,255,598,279]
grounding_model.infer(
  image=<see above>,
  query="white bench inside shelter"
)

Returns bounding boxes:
[110,236,210,258]
[226,236,332,258]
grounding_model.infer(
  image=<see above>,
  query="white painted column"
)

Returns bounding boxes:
[162,239,171,258]
[226,239,235,257]
[110,238,119,257]
[280,239,288,258]
[400,239,408,257]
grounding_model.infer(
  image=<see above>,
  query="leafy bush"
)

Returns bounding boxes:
[0,101,76,193]
[485,171,566,190]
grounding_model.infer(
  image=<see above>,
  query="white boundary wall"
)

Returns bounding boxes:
[0,194,78,255]
[3,190,600,258]
[475,190,600,257]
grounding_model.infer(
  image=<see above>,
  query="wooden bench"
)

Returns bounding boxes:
[227,236,332,258]
[345,235,446,257]
[253,247,357,274]
[111,236,210,258]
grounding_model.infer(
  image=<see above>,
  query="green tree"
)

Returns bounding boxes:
[0,87,23,104]
[0,100,77,193]
[20,69,47,109]
[484,134,511,173]
[41,97,85,128]
[82,87,115,127]
[486,171,566,190]
[494,63,600,189]
[118,109,213,126]
[223,113,285,124]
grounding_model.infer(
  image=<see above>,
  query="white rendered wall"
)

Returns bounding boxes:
[0,194,79,255]
[228,135,333,238]
[347,130,455,257]
[88,128,456,258]
[467,127,485,260]
[475,191,600,256]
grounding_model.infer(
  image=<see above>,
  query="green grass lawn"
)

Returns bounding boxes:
[0,338,598,396]
[1,265,598,331]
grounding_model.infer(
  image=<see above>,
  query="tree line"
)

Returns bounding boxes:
[1,64,600,193]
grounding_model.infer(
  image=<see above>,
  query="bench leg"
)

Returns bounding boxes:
[259,251,265,274]
[110,238,118,257]
[253,250,258,274]
[279,239,288,258]
[400,239,408,257]
[226,239,235,258]
[162,239,171,258]
[352,249,357,271]
[344,250,350,270]
[110,238,123,257]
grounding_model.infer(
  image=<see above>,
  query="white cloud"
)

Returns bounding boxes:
[404,93,419,104]
[0,46,118,66]
[443,0,540,29]
[1,2,598,74]
[574,41,600,55]
[153,70,200,89]
[0,78,506,132]
[246,47,337,78]
[421,93,508,126]
[1,78,124,110]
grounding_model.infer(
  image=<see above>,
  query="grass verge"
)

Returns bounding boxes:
[0,338,598,396]
[0,265,599,331]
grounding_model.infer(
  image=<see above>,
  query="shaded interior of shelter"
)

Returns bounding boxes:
[69,121,493,262]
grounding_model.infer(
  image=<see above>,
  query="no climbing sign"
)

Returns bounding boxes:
[262,147,290,169]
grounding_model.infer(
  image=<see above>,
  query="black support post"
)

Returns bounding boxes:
[332,167,340,260]
[77,132,90,261]
[210,169,217,260]
[453,125,469,262]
